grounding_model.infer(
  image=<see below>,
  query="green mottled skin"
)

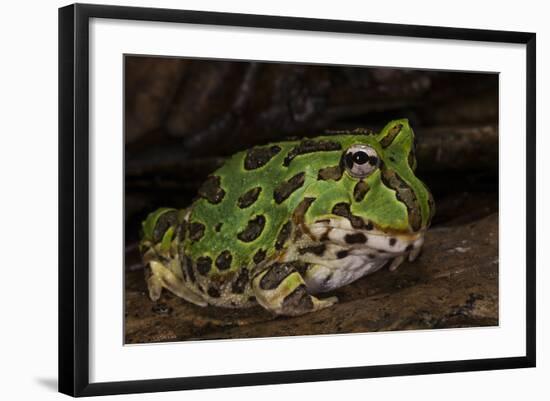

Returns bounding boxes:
[172,119,424,268]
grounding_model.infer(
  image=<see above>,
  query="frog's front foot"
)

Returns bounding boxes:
[252,262,338,316]
[146,260,207,307]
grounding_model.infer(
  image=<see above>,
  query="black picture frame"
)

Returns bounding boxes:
[59,3,536,397]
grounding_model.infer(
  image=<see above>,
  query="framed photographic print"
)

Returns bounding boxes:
[58,3,536,397]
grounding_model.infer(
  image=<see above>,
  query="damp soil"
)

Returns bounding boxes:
[124,212,498,344]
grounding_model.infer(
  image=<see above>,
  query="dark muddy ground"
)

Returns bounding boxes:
[124,212,498,344]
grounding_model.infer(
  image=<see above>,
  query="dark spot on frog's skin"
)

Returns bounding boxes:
[260,262,297,290]
[381,169,422,231]
[284,139,342,167]
[298,244,326,256]
[332,203,350,217]
[389,238,397,246]
[389,156,396,162]
[184,256,196,283]
[188,222,205,242]
[253,249,266,264]
[294,262,310,276]
[237,215,266,242]
[320,228,332,242]
[353,180,370,202]
[345,233,367,244]
[197,284,205,293]
[281,285,314,313]
[175,221,186,241]
[207,287,221,298]
[215,250,233,271]
[365,221,374,230]
[232,268,249,294]
[214,222,223,232]
[198,175,226,204]
[380,123,403,148]
[244,145,281,170]
[368,253,376,259]
[237,187,262,208]
[292,197,316,225]
[196,256,212,275]
[248,296,256,303]
[152,211,177,243]
[336,250,349,259]
[273,172,306,204]
[275,221,293,250]
[405,244,414,252]
[408,135,418,171]
[317,165,343,181]
[331,202,366,229]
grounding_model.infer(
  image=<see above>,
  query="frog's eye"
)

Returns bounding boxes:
[343,145,379,178]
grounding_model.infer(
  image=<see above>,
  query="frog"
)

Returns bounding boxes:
[139,119,435,316]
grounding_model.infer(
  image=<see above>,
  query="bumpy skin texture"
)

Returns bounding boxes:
[140,119,435,316]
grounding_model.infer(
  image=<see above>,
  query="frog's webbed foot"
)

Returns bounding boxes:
[146,260,207,307]
[252,261,338,316]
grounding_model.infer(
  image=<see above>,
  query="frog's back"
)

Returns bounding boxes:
[184,138,345,274]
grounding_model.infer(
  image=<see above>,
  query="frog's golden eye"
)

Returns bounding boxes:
[343,145,379,178]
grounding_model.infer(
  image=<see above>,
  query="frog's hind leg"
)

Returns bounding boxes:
[140,208,207,307]
[252,261,337,316]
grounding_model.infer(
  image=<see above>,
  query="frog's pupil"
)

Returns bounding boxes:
[353,151,369,165]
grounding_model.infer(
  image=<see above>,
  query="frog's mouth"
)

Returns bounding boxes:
[307,217,425,256]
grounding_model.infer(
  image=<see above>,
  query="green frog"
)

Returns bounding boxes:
[139,119,434,316]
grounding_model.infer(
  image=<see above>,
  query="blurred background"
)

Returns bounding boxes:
[125,55,498,244]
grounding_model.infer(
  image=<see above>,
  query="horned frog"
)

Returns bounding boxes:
[140,119,435,316]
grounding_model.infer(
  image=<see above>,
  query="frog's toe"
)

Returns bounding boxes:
[146,272,163,301]
[147,260,207,307]
[388,255,406,272]
[408,245,422,262]
[315,295,338,310]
